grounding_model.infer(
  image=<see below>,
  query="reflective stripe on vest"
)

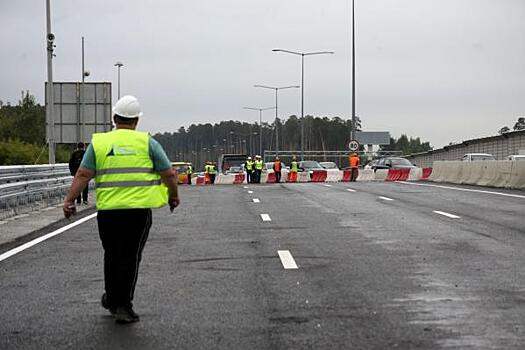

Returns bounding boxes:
[92,129,168,210]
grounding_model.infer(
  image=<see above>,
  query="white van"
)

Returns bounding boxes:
[462,153,496,161]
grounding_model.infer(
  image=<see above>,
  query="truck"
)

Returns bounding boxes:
[218,154,247,174]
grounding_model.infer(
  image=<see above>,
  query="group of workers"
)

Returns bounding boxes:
[244,155,300,183]
[244,155,264,183]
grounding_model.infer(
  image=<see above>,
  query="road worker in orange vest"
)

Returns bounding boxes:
[349,153,360,182]
[273,156,282,183]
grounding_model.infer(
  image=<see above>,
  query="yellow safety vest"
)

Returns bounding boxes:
[246,160,254,171]
[92,129,168,210]
[290,161,298,172]
[255,159,263,170]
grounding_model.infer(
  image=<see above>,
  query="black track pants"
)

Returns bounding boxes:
[97,208,152,309]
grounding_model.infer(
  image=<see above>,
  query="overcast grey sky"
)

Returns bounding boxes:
[1,0,524,148]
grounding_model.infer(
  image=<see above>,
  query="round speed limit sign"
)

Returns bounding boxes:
[348,140,360,151]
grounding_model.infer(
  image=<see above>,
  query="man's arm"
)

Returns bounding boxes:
[160,167,180,212]
[63,167,95,218]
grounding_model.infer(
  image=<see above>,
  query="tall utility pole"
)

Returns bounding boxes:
[243,106,276,156]
[351,0,356,142]
[272,49,334,160]
[114,61,124,99]
[253,84,299,155]
[45,0,55,164]
[81,36,85,143]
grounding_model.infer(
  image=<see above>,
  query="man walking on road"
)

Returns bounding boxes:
[62,95,180,324]
[289,156,298,182]
[68,142,89,205]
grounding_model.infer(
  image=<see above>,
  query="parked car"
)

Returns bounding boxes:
[371,157,416,171]
[171,162,193,184]
[507,155,525,161]
[319,161,339,170]
[225,165,244,174]
[462,153,495,161]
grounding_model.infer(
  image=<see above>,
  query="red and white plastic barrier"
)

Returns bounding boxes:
[189,166,432,185]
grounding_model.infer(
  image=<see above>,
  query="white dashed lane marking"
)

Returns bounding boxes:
[277,250,298,269]
[346,189,356,192]
[253,198,260,203]
[433,210,461,219]
[324,184,332,187]
[243,186,249,189]
[248,190,254,194]
[260,214,272,222]
[379,196,394,201]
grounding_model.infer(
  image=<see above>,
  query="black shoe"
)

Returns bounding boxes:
[114,307,140,324]
[101,293,116,315]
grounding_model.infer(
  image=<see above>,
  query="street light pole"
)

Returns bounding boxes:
[114,61,124,99]
[272,49,334,161]
[243,106,276,156]
[45,0,55,164]
[253,84,299,156]
[351,0,356,142]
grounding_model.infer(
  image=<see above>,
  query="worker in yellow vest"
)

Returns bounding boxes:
[62,95,179,324]
[289,155,298,182]
[245,156,254,183]
[254,155,264,183]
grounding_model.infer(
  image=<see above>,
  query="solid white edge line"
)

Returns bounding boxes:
[433,210,461,219]
[260,213,271,222]
[346,188,356,192]
[277,250,298,269]
[253,198,260,203]
[397,181,525,200]
[0,213,98,263]
[379,196,394,201]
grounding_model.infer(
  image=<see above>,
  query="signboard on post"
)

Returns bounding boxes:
[355,131,390,145]
[45,81,112,144]
[348,140,360,151]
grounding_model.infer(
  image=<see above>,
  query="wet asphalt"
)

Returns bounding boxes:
[0,182,524,349]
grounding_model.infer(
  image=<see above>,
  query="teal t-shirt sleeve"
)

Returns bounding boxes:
[149,137,172,172]
[79,144,96,170]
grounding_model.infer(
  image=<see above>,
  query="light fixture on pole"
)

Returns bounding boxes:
[243,106,276,156]
[253,84,299,155]
[351,0,357,142]
[114,61,124,99]
[272,49,334,160]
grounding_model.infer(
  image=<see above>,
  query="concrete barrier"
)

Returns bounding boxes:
[326,169,342,182]
[356,169,374,181]
[421,167,432,180]
[341,170,351,182]
[408,167,423,181]
[374,169,389,181]
[508,161,525,189]
[298,172,310,183]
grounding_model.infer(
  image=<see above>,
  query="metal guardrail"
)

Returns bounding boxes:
[0,164,75,221]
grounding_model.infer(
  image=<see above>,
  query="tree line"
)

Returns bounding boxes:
[1,91,435,166]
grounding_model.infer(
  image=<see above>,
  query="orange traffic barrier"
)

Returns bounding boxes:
[311,170,327,182]
[341,170,352,182]
[421,167,432,180]
[266,172,276,183]
[287,172,297,183]
[234,174,245,184]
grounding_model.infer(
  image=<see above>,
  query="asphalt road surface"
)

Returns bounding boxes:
[1,182,524,349]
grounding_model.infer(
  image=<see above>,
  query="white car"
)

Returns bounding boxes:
[507,155,525,161]
[462,153,495,161]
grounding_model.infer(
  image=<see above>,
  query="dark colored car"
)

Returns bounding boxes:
[298,160,324,172]
[371,157,415,171]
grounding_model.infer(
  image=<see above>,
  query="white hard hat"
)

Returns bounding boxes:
[112,95,143,118]
[248,156,252,160]
[256,155,261,158]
